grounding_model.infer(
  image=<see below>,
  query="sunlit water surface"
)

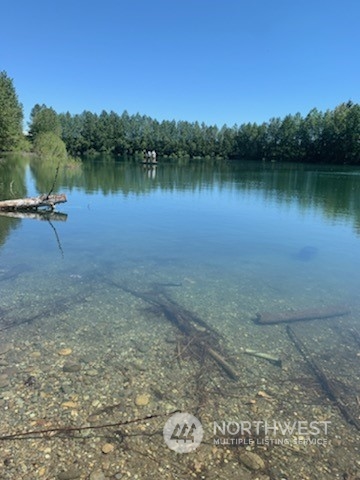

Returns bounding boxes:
[3,158,360,306]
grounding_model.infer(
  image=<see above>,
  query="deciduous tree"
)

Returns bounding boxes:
[29,104,62,140]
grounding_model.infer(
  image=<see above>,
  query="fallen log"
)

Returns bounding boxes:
[255,304,350,325]
[0,193,67,212]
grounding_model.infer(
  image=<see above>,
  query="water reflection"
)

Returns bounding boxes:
[0,154,27,246]
[23,156,360,231]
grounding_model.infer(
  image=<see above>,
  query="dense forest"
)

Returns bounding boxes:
[54,102,360,164]
[1,70,360,164]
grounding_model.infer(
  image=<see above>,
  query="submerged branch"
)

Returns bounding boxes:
[0,410,180,441]
[287,326,360,431]
[102,277,238,380]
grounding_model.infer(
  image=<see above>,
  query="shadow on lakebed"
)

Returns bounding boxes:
[293,245,319,262]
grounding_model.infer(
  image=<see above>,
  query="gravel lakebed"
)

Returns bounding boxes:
[0,272,359,480]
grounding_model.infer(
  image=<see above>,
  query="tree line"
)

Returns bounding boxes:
[61,102,360,164]
[1,70,360,164]
[51,102,360,164]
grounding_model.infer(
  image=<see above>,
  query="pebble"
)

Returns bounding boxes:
[0,343,12,355]
[58,348,72,356]
[87,369,98,376]
[89,470,106,480]
[102,442,115,454]
[240,451,265,470]
[31,351,42,358]
[135,394,150,406]
[61,401,78,409]
[57,467,81,480]
[0,374,9,389]
[62,362,82,373]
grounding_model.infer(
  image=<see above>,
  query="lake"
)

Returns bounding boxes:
[0,155,359,479]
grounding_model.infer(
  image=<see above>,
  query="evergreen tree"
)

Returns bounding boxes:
[0,71,23,151]
[43,100,360,164]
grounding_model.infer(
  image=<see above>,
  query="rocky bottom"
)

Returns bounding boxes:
[0,274,359,480]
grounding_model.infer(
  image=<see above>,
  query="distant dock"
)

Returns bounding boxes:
[142,149,157,164]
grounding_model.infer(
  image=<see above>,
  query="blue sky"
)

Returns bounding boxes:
[2,0,360,128]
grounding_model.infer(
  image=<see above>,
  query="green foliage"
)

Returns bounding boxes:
[26,100,359,164]
[57,102,359,164]
[233,103,360,164]
[0,71,23,152]
[33,132,68,161]
[29,104,70,162]
[15,134,32,152]
[57,110,228,159]
[29,104,62,140]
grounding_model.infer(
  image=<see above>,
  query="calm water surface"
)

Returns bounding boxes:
[0,155,359,477]
[1,156,360,310]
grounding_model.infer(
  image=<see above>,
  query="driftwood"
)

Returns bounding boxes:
[255,304,350,325]
[242,349,282,367]
[287,326,360,431]
[0,193,67,212]
[104,279,238,380]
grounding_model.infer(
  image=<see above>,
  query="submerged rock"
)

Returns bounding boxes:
[57,348,73,356]
[0,374,9,388]
[57,467,81,480]
[101,442,115,454]
[0,343,12,355]
[89,471,106,480]
[135,393,150,406]
[62,362,82,373]
[240,451,265,470]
